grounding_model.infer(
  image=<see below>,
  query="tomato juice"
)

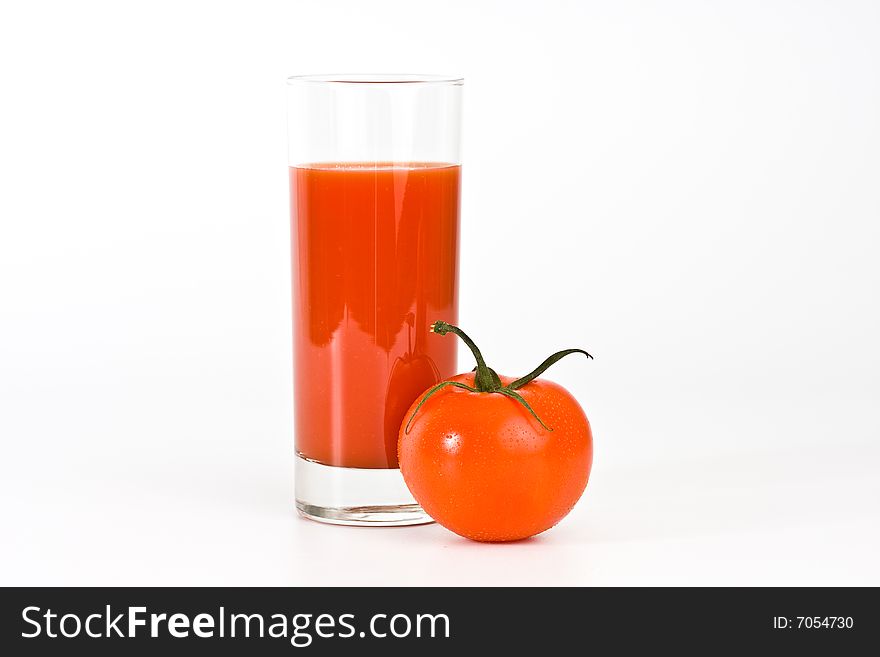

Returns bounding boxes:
[290,163,460,469]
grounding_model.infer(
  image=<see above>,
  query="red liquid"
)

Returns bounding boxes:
[290,163,460,468]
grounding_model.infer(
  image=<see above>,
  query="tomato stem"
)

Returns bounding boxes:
[404,321,592,435]
[430,321,500,392]
[508,349,592,390]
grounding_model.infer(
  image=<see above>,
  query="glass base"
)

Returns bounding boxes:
[294,453,434,527]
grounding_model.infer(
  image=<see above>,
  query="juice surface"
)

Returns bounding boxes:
[290,163,460,468]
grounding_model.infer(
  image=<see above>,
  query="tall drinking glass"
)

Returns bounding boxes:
[287,75,462,525]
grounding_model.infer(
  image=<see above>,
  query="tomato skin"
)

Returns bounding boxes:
[398,373,593,542]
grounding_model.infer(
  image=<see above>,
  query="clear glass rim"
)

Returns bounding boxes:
[287,73,463,86]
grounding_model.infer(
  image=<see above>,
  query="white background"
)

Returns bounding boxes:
[1,0,878,586]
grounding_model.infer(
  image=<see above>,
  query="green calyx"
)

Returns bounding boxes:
[403,321,592,434]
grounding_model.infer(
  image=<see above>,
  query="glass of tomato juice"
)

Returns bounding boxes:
[287,75,462,525]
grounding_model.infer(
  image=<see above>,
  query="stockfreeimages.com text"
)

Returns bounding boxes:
[22,605,450,647]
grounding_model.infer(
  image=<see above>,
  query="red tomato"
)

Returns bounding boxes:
[398,322,593,542]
